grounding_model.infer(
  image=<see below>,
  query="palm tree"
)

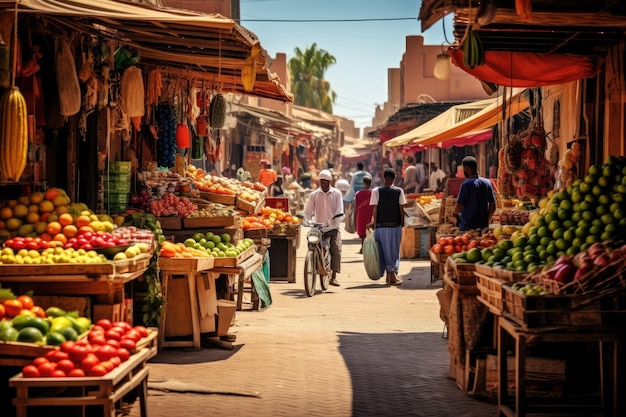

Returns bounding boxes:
[288,43,337,113]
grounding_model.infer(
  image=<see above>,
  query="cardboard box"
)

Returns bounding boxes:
[215,299,236,336]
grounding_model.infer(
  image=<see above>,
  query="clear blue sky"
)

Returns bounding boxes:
[240,0,452,130]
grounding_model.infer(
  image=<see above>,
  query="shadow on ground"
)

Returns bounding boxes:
[337,331,497,417]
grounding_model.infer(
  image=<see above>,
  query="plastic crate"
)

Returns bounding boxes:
[104,172,132,182]
[105,191,129,204]
[104,181,132,193]
[108,161,132,172]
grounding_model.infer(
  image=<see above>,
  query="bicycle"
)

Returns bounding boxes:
[300,213,343,297]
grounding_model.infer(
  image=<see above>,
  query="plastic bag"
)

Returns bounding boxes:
[344,200,355,234]
[363,228,382,280]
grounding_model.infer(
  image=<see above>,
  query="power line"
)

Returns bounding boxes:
[239,17,418,23]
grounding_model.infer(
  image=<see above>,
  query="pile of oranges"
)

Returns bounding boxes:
[241,206,300,230]
[0,294,46,320]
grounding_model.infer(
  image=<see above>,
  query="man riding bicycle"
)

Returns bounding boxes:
[303,169,344,286]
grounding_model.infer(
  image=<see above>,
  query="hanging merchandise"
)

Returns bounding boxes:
[175,123,191,149]
[191,135,204,159]
[120,65,144,131]
[209,93,226,129]
[114,46,140,71]
[55,35,81,116]
[0,34,9,88]
[0,87,28,182]
[156,102,176,168]
[145,69,162,107]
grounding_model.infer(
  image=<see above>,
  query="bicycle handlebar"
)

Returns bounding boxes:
[298,213,343,228]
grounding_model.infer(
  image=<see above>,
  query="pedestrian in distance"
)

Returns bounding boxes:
[427,162,447,192]
[403,156,418,194]
[303,169,344,287]
[354,175,375,254]
[452,156,496,231]
[258,161,278,188]
[269,176,284,197]
[367,167,407,286]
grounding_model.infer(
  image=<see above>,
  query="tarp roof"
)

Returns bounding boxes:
[2,0,293,102]
[382,89,528,150]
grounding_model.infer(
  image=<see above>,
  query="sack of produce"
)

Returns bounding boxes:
[363,228,382,280]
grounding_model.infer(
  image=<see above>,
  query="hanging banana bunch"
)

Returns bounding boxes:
[462,26,484,69]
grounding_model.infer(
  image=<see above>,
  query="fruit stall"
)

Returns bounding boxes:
[435,156,626,414]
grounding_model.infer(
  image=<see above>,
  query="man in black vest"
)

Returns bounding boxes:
[367,168,407,286]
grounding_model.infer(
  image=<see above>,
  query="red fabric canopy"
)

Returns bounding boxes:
[439,129,493,149]
[448,48,600,87]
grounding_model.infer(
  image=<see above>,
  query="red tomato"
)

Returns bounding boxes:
[38,362,57,377]
[89,334,107,346]
[69,345,89,363]
[454,245,463,253]
[95,319,112,331]
[32,356,49,367]
[80,354,100,373]
[68,368,86,377]
[47,350,69,363]
[109,356,122,368]
[113,322,132,333]
[105,339,120,349]
[88,364,108,377]
[122,329,141,343]
[116,348,130,362]
[431,244,442,254]
[90,325,105,334]
[99,360,115,373]
[56,359,75,374]
[22,365,40,378]
[444,245,455,254]
[60,340,76,353]
[133,326,149,338]
[119,339,136,352]
[104,329,122,341]
[94,345,117,362]
[467,240,478,249]
[51,369,66,378]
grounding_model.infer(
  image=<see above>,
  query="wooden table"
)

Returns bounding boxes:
[212,252,264,311]
[158,257,216,350]
[0,255,151,320]
[497,316,625,417]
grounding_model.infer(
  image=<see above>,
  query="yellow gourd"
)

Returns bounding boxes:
[0,86,28,182]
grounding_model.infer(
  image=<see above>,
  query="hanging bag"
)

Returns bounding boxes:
[363,227,382,280]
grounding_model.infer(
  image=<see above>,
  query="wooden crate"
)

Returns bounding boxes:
[445,256,477,285]
[0,262,115,276]
[213,245,256,267]
[183,215,236,228]
[157,216,182,230]
[0,341,55,367]
[9,331,157,417]
[199,191,236,205]
[501,283,626,329]
[113,253,152,274]
[236,196,264,214]
[158,256,215,272]
[244,228,268,239]
[475,272,505,313]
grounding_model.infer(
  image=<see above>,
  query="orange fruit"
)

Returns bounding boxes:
[26,211,40,224]
[17,295,35,310]
[79,226,94,234]
[6,218,22,231]
[52,195,70,207]
[28,204,39,212]
[59,213,74,227]
[30,191,44,204]
[44,187,61,201]
[13,204,29,219]
[46,221,62,236]
[3,299,23,317]
[0,220,5,229]
[30,305,46,318]
[52,233,67,245]
[39,200,55,213]
[34,221,48,234]
[0,206,12,220]
[0,304,5,319]
[76,215,91,228]
[62,225,78,238]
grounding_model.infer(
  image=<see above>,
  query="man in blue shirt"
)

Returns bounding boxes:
[453,156,496,231]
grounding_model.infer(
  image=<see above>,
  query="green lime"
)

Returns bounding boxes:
[571,212,583,223]
[592,185,604,196]
[548,220,561,232]
[513,236,528,248]
[613,209,624,220]
[589,225,603,236]
[613,193,624,203]
[571,192,583,204]
[528,234,541,246]
[586,235,598,245]
[596,205,609,217]
[582,211,595,221]
[551,228,564,240]
[544,212,556,224]
[597,176,611,188]
[598,194,611,206]
[555,239,567,251]
[585,194,597,205]
[562,219,575,229]
[601,214,616,225]
[566,247,578,256]
[537,226,550,238]
[524,254,538,264]
[536,245,546,254]
[547,243,557,255]
[546,255,556,264]
[601,231,612,241]
[563,228,576,242]
[575,227,588,238]
[579,182,590,194]
[492,248,506,261]
[540,236,552,247]
[512,252,525,263]
[588,165,601,176]
[572,237,584,248]
[529,226,539,236]
[499,240,514,251]
[534,216,546,227]
[481,248,494,262]
[605,223,617,235]
[538,250,549,261]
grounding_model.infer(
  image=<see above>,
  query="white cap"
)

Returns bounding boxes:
[335,178,350,191]
[318,169,332,182]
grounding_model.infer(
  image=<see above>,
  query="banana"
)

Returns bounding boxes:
[0,87,28,182]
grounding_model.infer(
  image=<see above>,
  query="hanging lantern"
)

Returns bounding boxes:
[176,124,191,149]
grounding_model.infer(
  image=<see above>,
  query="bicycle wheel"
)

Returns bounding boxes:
[303,249,317,297]
[319,248,331,290]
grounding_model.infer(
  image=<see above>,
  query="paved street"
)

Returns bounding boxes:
[129,229,498,417]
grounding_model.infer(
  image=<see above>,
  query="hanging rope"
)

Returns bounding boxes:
[11,0,19,88]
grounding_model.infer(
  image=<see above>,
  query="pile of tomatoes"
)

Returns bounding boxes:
[431,232,498,255]
[21,319,149,378]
